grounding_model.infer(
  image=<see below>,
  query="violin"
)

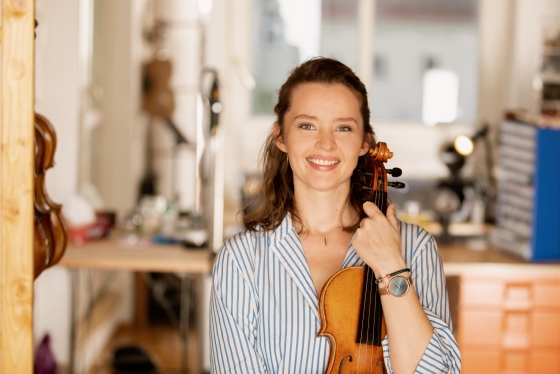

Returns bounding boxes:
[318,142,404,374]
[34,113,68,278]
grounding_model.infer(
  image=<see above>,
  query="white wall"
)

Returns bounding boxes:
[35,0,80,203]
[34,0,80,365]
[91,0,147,218]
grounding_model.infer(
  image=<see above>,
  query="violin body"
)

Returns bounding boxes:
[318,266,386,374]
[34,113,68,278]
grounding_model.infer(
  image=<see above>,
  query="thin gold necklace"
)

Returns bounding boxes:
[303,227,343,246]
[314,234,338,246]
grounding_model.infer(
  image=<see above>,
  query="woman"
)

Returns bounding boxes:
[210,58,460,373]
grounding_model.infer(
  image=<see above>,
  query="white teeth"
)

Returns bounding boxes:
[308,158,339,166]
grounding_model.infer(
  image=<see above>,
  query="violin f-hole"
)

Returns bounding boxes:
[337,354,353,374]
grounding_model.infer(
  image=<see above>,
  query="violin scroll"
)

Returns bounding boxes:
[369,142,393,162]
[354,142,406,195]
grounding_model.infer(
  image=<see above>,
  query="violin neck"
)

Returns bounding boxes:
[372,190,388,216]
[356,190,388,347]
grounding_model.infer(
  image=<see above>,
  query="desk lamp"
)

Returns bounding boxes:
[435,124,491,242]
[438,124,489,203]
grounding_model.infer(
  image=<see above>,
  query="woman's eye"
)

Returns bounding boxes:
[337,125,352,132]
[299,123,314,130]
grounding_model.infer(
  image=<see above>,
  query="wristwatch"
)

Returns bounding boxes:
[378,275,413,297]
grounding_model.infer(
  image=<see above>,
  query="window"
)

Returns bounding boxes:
[249,0,479,125]
[251,0,358,114]
[370,0,479,123]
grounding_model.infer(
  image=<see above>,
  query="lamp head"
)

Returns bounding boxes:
[453,135,474,156]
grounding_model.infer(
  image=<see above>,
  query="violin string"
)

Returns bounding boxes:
[373,175,387,372]
[367,175,380,372]
[356,168,370,372]
[356,163,387,373]
[356,173,370,373]
[368,173,381,372]
[371,186,382,372]
[363,179,379,373]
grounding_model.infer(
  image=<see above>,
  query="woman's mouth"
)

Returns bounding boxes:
[306,158,340,166]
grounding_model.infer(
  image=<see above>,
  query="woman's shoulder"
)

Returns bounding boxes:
[216,227,270,266]
[397,220,437,253]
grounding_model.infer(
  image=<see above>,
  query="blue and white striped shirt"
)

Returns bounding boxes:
[210,214,461,373]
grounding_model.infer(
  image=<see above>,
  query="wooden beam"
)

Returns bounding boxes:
[1,0,35,373]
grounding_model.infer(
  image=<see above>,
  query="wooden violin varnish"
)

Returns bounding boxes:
[318,142,404,374]
[34,113,69,278]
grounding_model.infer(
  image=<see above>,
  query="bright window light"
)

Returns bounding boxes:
[278,0,321,61]
[422,69,459,126]
[199,0,212,15]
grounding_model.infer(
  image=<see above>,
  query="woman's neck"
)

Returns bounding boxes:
[292,185,358,235]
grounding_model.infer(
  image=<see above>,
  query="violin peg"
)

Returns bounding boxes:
[352,183,372,192]
[388,181,406,189]
[387,168,402,177]
[353,169,373,178]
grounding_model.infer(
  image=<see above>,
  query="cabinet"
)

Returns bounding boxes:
[459,268,560,374]
[491,114,560,261]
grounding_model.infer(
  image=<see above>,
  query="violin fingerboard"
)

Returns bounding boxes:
[357,266,383,346]
[356,190,387,346]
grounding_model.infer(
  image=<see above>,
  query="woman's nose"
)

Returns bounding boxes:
[316,130,336,150]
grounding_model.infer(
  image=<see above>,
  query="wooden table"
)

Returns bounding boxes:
[58,236,213,374]
[438,242,524,276]
[438,236,560,273]
[59,237,213,273]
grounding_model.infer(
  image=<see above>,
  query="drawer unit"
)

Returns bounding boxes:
[461,349,560,374]
[459,270,560,374]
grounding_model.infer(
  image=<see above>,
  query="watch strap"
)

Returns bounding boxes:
[378,285,390,296]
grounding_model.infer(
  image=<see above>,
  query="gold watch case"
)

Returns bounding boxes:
[378,275,413,297]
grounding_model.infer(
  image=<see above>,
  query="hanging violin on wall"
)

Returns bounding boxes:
[34,113,68,279]
[318,142,404,374]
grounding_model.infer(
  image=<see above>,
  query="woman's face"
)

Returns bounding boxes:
[274,83,370,195]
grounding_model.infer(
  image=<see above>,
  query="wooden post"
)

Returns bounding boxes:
[1,0,35,372]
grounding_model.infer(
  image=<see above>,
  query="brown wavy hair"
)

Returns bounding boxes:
[243,57,376,232]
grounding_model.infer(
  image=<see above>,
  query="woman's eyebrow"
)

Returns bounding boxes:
[293,114,318,121]
[334,117,358,124]
[293,114,358,124]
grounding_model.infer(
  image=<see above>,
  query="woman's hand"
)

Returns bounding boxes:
[352,202,407,278]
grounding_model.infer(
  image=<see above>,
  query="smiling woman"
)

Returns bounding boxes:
[210,58,460,374]
[274,83,370,196]
[244,58,375,233]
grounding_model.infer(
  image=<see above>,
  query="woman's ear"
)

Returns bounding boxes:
[361,132,372,154]
[273,123,286,152]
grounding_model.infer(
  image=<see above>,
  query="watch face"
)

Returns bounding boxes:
[389,276,409,297]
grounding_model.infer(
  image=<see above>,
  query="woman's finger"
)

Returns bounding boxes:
[362,201,382,217]
[386,204,399,231]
